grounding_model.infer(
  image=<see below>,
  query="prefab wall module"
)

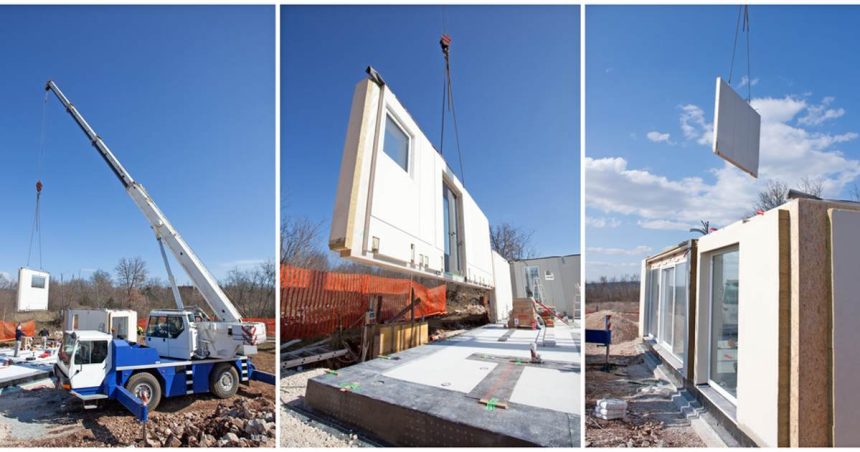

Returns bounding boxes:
[640,198,860,447]
[330,70,496,290]
[510,254,581,319]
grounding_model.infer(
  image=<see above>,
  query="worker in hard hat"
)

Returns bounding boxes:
[14,323,24,358]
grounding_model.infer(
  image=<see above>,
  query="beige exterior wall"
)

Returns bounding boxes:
[693,208,788,447]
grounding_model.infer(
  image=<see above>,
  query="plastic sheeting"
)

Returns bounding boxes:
[281,265,446,341]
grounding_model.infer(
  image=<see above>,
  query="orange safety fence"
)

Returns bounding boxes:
[281,265,446,341]
[0,320,36,342]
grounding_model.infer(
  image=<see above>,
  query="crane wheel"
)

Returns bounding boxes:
[210,363,239,399]
[126,372,162,412]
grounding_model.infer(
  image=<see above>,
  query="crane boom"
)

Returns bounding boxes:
[45,80,243,322]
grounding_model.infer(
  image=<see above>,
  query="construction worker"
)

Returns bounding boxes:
[38,328,50,349]
[14,323,24,358]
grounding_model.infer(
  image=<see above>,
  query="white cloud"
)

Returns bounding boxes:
[798,96,845,126]
[587,245,653,256]
[739,76,759,87]
[679,104,713,146]
[587,94,860,228]
[646,131,672,143]
[586,216,621,228]
[637,219,694,231]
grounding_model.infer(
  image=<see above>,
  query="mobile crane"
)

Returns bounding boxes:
[46,80,274,421]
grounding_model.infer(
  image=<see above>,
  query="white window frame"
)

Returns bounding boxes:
[381,111,412,174]
[706,245,739,406]
[646,259,688,365]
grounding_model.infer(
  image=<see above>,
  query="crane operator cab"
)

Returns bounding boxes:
[144,308,265,360]
[55,331,112,397]
[145,309,203,360]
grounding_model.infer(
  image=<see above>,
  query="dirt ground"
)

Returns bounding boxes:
[585,302,706,448]
[0,342,276,447]
[280,368,360,448]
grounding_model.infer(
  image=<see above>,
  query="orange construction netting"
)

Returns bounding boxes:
[0,320,36,342]
[281,265,446,341]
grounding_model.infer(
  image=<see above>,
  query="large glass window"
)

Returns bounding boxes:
[645,260,688,364]
[709,249,739,400]
[673,261,688,360]
[659,267,675,345]
[646,268,659,337]
[383,115,409,171]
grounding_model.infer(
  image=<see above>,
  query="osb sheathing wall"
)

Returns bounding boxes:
[787,199,860,447]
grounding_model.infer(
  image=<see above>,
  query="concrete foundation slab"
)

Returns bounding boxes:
[511,366,579,414]
[305,324,580,447]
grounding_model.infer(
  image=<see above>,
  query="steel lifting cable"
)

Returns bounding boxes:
[728,5,753,102]
[439,33,467,186]
[27,91,49,269]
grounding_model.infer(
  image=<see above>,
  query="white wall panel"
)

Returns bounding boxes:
[16,267,49,311]
[490,251,513,323]
[829,208,860,447]
[694,210,784,447]
[713,77,761,178]
[330,73,495,288]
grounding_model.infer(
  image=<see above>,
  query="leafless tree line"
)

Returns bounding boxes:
[0,256,274,320]
[585,274,640,304]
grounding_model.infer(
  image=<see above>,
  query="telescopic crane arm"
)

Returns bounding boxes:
[44,80,242,323]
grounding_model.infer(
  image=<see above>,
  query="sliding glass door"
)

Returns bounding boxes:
[709,248,740,401]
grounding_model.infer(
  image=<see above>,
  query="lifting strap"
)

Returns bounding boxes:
[27,92,50,269]
[439,33,467,186]
[728,5,753,102]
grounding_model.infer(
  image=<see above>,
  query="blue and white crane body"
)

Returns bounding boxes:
[44,80,275,422]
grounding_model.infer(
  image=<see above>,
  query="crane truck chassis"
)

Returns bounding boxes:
[41,80,276,422]
[54,331,275,422]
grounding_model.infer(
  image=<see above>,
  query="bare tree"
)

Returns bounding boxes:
[754,178,824,213]
[90,269,113,308]
[115,257,148,302]
[850,183,860,202]
[490,223,534,261]
[755,180,790,213]
[282,217,330,270]
[222,261,275,318]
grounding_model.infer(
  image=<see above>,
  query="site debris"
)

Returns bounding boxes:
[584,301,720,448]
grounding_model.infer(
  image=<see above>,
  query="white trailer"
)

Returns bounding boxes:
[65,309,138,343]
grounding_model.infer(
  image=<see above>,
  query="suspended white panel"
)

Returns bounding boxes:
[16,267,49,311]
[330,71,495,288]
[713,77,760,178]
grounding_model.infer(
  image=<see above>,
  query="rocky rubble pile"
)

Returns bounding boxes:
[140,397,275,447]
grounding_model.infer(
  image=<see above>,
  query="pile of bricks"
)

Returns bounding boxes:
[507,298,538,329]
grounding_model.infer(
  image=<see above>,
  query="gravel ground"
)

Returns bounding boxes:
[280,368,359,448]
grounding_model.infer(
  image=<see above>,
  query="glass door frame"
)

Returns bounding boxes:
[706,245,740,405]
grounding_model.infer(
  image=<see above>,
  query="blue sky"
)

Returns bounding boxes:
[282,5,580,261]
[586,5,860,280]
[0,6,274,284]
